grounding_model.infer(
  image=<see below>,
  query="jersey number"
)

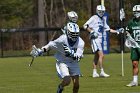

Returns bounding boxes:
[133,30,140,41]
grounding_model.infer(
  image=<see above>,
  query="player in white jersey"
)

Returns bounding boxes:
[30,22,85,93]
[83,5,124,78]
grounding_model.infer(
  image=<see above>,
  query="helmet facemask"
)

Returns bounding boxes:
[67,30,79,42]
[133,11,140,18]
[66,23,80,42]
[133,5,140,18]
[96,5,106,17]
[97,10,105,17]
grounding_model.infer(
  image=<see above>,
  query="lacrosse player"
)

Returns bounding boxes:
[83,5,124,78]
[125,5,140,87]
[30,22,85,93]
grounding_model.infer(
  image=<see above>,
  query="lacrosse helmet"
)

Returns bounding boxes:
[96,5,106,17]
[67,11,78,23]
[66,22,79,42]
[133,5,140,18]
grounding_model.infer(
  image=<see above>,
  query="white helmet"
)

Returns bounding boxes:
[133,5,140,18]
[66,22,79,42]
[67,11,78,23]
[96,5,106,17]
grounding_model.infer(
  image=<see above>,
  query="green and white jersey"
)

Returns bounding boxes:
[126,18,140,45]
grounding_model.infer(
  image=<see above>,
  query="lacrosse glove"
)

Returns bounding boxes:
[63,44,81,61]
[30,45,43,57]
[116,28,124,34]
[89,31,98,39]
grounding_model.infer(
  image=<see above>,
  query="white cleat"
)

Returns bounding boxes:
[100,72,110,77]
[92,73,99,78]
[126,81,138,87]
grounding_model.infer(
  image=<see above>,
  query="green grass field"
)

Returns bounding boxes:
[0,53,140,93]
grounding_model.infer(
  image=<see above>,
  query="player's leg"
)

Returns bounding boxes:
[132,60,139,82]
[97,50,110,77]
[97,50,104,69]
[92,52,99,77]
[68,62,80,93]
[133,61,139,75]
[126,60,139,87]
[56,62,71,93]
[71,75,79,93]
[91,39,100,77]
[126,48,139,87]
[57,76,71,93]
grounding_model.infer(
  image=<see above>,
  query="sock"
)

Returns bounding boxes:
[133,75,138,83]
[93,69,97,73]
[100,68,104,73]
[60,84,63,89]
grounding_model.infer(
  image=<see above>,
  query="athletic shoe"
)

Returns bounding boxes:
[92,72,99,78]
[126,81,138,87]
[57,85,63,93]
[100,72,110,77]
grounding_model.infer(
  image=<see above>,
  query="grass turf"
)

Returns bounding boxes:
[0,53,140,93]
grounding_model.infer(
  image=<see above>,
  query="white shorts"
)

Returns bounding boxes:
[56,61,80,79]
[91,38,102,53]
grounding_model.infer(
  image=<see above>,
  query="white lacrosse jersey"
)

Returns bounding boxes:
[84,15,110,52]
[42,34,85,63]
[84,15,110,38]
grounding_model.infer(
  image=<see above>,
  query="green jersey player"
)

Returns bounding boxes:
[126,5,140,87]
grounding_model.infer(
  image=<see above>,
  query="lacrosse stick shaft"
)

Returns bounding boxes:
[101,0,104,6]
[29,56,34,67]
[119,0,125,76]
[121,50,124,76]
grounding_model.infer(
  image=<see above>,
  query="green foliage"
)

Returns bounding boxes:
[0,0,139,28]
[0,0,34,28]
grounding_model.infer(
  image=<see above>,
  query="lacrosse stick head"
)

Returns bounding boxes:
[30,45,38,57]
[125,35,140,48]
[120,8,125,21]
[125,39,132,48]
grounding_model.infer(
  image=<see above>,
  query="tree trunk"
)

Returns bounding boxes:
[38,0,45,47]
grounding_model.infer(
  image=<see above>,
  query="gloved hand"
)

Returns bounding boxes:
[116,28,124,34]
[72,53,81,61]
[63,44,74,57]
[63,44,81,61]
[30,45,43,57]
[90,31,98,39]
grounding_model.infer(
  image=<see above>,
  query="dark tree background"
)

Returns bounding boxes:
[0,0,140,57]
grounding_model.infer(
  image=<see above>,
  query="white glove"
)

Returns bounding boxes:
[30,45,43,57]
[73,53,81,62]
[90,31,98,39]
[116,28,124,34]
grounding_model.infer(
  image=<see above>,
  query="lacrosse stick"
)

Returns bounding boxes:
[29,56,35,67]
[125,34,140,48]
[120,5,125,76]
[29,45,39,67]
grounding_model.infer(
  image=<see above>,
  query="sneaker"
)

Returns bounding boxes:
[57,85,63,93]
[100,72,110,77]
[92,73,99,78]
[126,81,138,87]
